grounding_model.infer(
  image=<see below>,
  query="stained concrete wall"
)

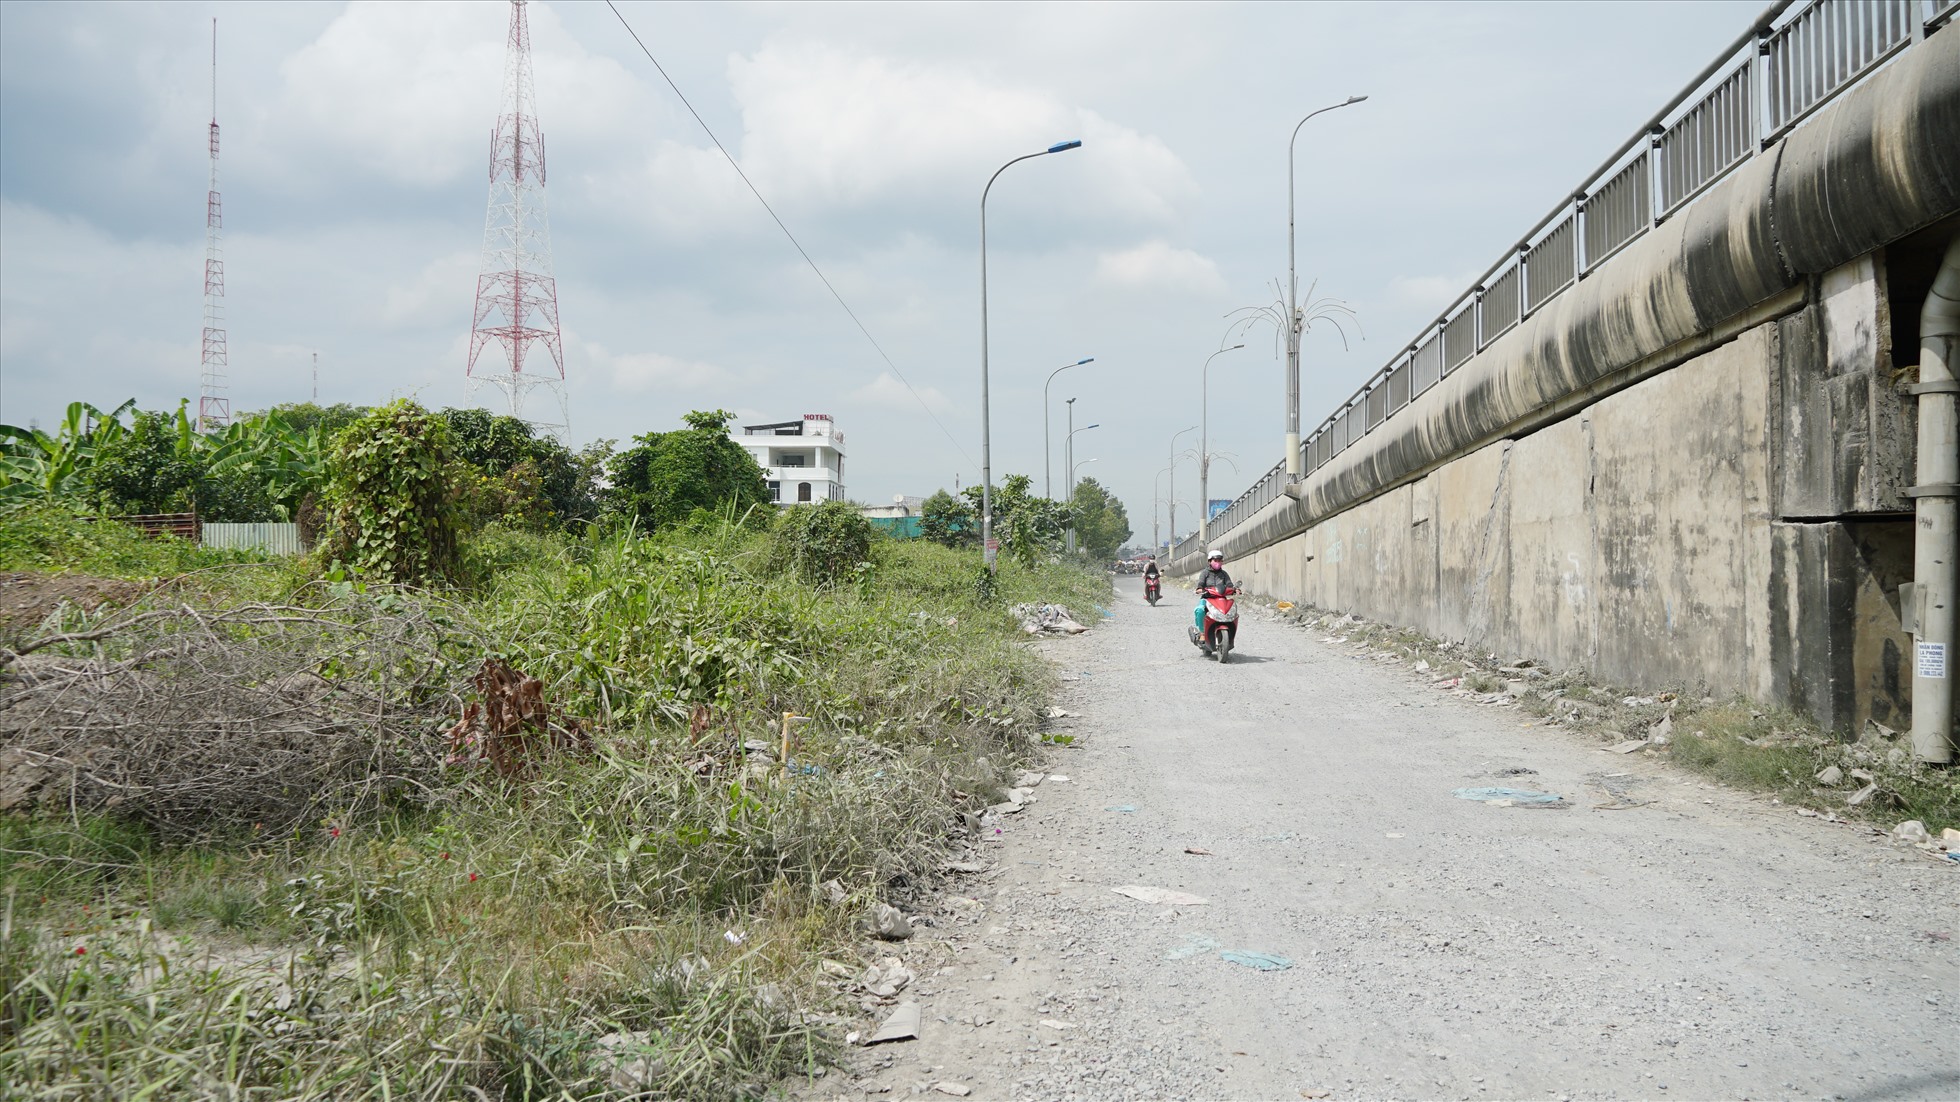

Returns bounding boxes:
[1230,256,1921,731]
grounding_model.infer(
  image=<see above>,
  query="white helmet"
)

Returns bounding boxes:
[1207,548,1224,560]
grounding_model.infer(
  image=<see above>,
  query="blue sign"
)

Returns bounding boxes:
[1207,499,1230,520]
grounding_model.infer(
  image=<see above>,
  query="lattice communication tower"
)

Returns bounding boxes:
[198,17,230,432]
[466,0,566,435]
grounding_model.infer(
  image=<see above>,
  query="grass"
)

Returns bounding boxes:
[0,509,1109,1098]
[1270,601,1960,834]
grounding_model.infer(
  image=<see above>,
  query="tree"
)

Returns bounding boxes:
[83,404,277,521]
[268,402,369,440]
[437,407,602,531]
[961,474,1067,567]
[605,409,770,530]
[918,488,976,548]
[1068,476,1132,561]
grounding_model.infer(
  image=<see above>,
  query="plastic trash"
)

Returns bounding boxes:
[1105,804,1137,813]
[1113,885,1207,905]
[1453,787,1566,806]
[1220,950,1293,971]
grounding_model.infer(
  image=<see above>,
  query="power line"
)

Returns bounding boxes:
[603,0,976,473]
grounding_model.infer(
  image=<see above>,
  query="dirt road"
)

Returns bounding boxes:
[817,576,1958,1102]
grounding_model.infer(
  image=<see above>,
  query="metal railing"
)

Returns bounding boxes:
[1183,0,1951,565]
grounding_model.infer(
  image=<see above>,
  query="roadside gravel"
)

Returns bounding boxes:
[805,576,1958,1102]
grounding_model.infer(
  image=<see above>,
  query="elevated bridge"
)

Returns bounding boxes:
[1176,0,1960,755]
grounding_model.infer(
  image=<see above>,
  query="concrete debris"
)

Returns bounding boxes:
[1608,739,1649,754]
[1414,659,1432,673]
[1944,828,1960,853]
[931,1084,972,1097]
[860,958,914,998]
[1849,767,1876,782]
[865,903,914,941]
[1867,719,1900,741]
[1648,715,1674,744]
[942,860,987,874]
[1013,770,1046,788]
[865,1002,921,1044]
[1047,774,1071,783]
[1013,603,1090,635]
[1845,783,1879,807]
[820,959,854,979]
[592,1031,667,1093]
[1113,885,1208,906]
[1891,820,1933,848]
[1815,765,1844,787]
[822,879,848,904]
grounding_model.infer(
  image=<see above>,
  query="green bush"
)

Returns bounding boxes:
[770,501,873,588]
[320,401,462,585]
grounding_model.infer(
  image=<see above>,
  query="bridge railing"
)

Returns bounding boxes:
[1180,0,1956,567]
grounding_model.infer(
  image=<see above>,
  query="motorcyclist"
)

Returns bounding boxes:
[1141,557,1161,600]
[1193,549,1234,634]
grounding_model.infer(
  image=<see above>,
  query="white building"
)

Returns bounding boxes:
[734,415,846,504]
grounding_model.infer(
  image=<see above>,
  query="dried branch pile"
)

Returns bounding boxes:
[0,591,466,840]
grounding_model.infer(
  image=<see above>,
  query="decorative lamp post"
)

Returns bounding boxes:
[1284,96,1365,478]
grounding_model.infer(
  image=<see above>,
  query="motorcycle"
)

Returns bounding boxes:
[1188,585,1239,662]
[1143,573,1161,606]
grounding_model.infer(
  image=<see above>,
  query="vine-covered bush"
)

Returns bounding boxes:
[770,499,874,588]
[321,400,462,584]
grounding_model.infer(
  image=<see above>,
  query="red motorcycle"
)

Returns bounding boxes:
[1143,572,1161,605]
[1188,585,1239,662]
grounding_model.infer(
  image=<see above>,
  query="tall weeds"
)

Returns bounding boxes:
[1,513,1108,1099]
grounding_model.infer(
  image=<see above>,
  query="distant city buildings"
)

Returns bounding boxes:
[732,415,845,504]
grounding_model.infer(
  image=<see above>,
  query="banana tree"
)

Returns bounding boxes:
[0,399,136,501]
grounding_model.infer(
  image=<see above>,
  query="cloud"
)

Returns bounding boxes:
[266,1,650,191]
[850,370,950,414]
[1387,273,1478,316]
[611,40,1196,241]
[580,340,736,393]
[1093,241,1226,296]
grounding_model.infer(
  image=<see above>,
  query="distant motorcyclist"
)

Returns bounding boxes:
[1193,549,1234,633]
[1142,558,1159,581]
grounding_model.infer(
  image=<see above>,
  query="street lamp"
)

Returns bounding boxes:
[1285,96,1366,478]
[1064,407,1099,551]
[980,139,1083,572]
[1044,356,1094,499]
[1169,424,1197,554]
[1199,341,1246,544]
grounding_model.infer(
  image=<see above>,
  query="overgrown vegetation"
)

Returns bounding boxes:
[320,401,465,585]
[1271,602,1960,832]
[0,500,1108,1099]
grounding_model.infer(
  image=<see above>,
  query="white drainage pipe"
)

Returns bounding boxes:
[1909,237,1959,763]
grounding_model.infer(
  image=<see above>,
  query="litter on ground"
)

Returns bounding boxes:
[1220,949,1293,971]
[1113,885,1208,906]
[1452,787,1568,807]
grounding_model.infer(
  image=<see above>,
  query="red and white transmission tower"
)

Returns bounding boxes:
[198,17,230,432]
[466,0,566,435]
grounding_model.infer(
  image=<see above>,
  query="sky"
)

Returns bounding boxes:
[0,0,1760,546]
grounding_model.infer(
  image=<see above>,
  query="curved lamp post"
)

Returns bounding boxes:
[981,139,1083,571]
[1044,357,1094,499]
[1199,341,1246,544]
[1064,414,1099,551]
[1284,96,1366,478]
[1169,424,1198,553]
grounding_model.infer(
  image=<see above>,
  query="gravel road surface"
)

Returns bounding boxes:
[813,576,1958,1102]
